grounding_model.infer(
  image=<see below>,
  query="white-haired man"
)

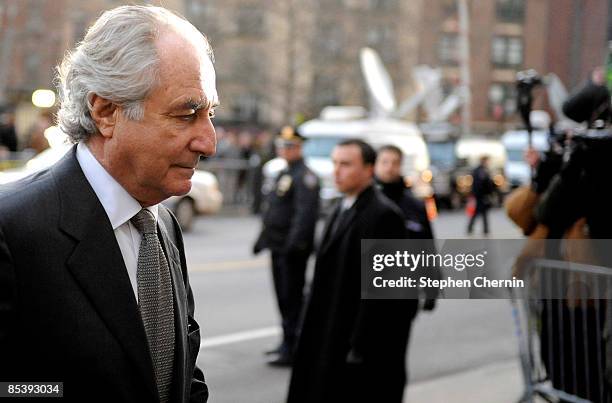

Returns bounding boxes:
[0,6,216,403]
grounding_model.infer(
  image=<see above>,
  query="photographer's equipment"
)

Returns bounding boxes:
[516,69,543,147]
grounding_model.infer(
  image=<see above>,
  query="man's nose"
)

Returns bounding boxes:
[333,164,341,178]
[190,119,216,157]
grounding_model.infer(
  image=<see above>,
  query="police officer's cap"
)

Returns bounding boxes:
[275,126,305,147]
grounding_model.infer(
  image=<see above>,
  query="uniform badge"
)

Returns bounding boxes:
[276,174,293,195]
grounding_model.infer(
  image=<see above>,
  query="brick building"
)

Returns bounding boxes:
[0,0,609,131]
[418,0,610,133]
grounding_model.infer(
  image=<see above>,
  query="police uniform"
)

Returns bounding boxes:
[253,127,320,364]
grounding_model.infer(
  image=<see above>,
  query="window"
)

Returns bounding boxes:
[441,0,457,18]
[438,34,458,65]
[236,6,265,36]
[496,0,525,23]
[491,36,522,68]
[187,1,217,35]
[366,25,397,62]
[25,53,40,81]
[368,0,398,11]
[303,137,344,158]
[232,93,260,123]
[317,22,343,58]
[488,83,517,117]
[26,0,43,34]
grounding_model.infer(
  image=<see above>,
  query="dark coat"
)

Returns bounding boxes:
[254,158,319,255]
[377,178,440,301]
[376,177,434,239]
[471,165,494,210]
[287,186,414,403]
[0,147,208,403]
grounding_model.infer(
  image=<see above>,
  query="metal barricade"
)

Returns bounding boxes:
[513,258,612,403]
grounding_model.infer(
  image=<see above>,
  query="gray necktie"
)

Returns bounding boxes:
[131,209,175,403]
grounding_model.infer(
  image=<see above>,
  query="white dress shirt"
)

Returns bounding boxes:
[341,195,357,211]
[76,142,158,302]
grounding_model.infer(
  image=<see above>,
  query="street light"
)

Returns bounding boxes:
[32,89,56,108]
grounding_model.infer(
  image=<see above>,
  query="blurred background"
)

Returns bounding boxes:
[0,0,611,220]
[1,1,612,402]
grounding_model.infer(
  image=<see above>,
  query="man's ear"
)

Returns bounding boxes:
[89,93,117,138]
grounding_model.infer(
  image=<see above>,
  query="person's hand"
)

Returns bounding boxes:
[524,148,540,168]
[422,298,436,311]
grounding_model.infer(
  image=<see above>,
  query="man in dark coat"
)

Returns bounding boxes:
[467,155,494,235]
[375,144,435,240]
[254,126,320,365]
[287,139,409,403]
[0,6,215,402]
[373,144,439,397]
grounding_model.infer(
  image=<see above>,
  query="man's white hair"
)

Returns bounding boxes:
[56,5,213,143]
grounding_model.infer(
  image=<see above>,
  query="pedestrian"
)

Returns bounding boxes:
[253,126,319,366]
[0,6,216,402]
[287,139,408,403]
[374,144,439,304]
[372,144,439,400]
[466,155,494,235]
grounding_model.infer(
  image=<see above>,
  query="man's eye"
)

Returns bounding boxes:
[179,114,196,121]
[208,109,216,119]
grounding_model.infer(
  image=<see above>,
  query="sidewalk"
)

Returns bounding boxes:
[405,359,523,403]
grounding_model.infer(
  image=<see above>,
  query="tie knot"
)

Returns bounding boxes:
[131,209,157,235]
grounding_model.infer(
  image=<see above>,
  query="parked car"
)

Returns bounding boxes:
[0,127,222,231]
[163,170,222,231]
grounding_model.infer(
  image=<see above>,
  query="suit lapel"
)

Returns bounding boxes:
[55,147,158,398]
[157,212,188,403]
[319,186,376,256]
[321,208,357,255]
[319,203,341,251]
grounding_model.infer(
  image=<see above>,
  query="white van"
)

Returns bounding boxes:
[262,107,433,211]
[501,130,549,187]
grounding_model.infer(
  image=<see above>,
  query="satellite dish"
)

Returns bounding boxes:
[360,47,397,117]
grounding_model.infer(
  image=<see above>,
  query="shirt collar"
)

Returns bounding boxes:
[341,195,357,210]
[76,142,158,230]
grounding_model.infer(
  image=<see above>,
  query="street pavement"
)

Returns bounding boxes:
[183,208,527,402]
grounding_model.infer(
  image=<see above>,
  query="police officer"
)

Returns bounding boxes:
[253,126,319,366]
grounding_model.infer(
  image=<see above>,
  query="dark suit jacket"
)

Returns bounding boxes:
[0,147,208,402]
[287,186,410,403]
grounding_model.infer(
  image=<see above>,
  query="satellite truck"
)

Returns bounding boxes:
[263,48,433,214]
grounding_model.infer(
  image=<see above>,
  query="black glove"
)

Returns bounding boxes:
[252,239,264,255]
[346,348,364,364]
[422,298,436,312]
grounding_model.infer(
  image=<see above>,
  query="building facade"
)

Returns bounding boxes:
[0,0,609,131]
[418,0,610,133]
